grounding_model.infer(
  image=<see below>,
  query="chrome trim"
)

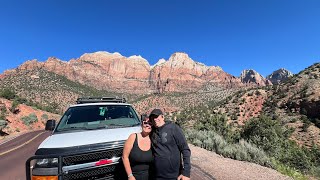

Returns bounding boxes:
[62,157,121,173]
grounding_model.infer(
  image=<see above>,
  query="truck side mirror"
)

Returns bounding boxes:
[45,119,56,131]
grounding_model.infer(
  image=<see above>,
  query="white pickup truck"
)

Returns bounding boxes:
[26,97,142,180]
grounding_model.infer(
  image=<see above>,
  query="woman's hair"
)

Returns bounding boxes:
[140,113,154,133]
[141,114,148,121]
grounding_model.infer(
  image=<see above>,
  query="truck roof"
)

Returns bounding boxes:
[70,102,131,107]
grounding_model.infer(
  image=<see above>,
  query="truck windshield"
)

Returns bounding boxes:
[55,105,140,132]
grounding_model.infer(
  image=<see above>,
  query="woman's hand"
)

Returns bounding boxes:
[128,175,136,180]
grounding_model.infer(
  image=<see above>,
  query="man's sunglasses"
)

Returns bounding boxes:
[149,115,162,120]
[142,121,153,126]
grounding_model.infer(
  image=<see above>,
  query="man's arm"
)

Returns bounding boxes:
[173,124,191,178]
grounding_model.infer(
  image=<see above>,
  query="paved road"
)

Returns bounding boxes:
[0,130,50,180]
[0,131,214,180]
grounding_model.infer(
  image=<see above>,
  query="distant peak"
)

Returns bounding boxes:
[47,57,62,62]
[113,52,122,56]
[79,51,124,62]
[266,68,293,84]
[127,55,149,65]
[80,51,123,58]
[151,58,166,68]
[241,69,259,74]
[94,51,122,56]
[128,55,144,59]
[26,59,38,63]
[240,69,270,86]
[169,52,190,61]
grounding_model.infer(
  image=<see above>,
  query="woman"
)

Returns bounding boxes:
[122,115,154,180]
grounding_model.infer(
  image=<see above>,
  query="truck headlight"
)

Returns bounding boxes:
[35,158,58,168]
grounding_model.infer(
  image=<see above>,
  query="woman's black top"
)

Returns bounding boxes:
[129,133,153,180]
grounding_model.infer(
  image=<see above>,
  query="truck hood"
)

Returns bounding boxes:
[38,126,141,149]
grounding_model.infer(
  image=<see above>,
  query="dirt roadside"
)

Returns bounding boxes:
[189,144,292,180]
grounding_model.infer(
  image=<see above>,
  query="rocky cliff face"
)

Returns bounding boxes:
[3,51,263,93]
[6,52,152,93]
[240,69,272,86]
[150,52,242,93]
[266,68,293,84]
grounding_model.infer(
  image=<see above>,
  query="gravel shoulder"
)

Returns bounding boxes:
[189,144,292,180]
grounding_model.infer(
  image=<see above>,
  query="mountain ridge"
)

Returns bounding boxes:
[2,51,251,93]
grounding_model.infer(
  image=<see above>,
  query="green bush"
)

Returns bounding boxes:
[241,115,320,176]
[0,106,7,120]
[0,88,16,100]
[10,99,20,113]
[272,159,308,180]
[0,120,7,129]
[241,115,286,156]
[41,114,49,120]
[21,113,38,125]
[255,90,262,96]
[185,129,271,167]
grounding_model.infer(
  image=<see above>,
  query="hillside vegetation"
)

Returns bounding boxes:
[173,63,320,179]
[0,69,139,113]
[0,97,60,138]
[133,87,237,114]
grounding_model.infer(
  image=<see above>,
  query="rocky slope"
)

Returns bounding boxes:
[0,98,60,137]
[240,69,272,86]
[0,69,135,113]
[266,68,293,84]
[212,62,320,147]
[150,52,242,93]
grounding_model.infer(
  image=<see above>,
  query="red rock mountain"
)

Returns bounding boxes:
[240,69,272,86]
[266,68,293,84]
[3,52,260,93]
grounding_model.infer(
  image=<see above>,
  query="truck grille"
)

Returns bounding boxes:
[62,148,126,180]
[63,165,116,180]
[63,148,123,166]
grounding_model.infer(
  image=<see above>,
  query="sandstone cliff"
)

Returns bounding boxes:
[3,51,249,93]
[240,69,272,86]
[266,68,293,84]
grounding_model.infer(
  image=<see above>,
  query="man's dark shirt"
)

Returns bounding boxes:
[151,121,191,179]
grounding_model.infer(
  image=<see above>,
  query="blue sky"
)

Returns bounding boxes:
[0,0,319,77]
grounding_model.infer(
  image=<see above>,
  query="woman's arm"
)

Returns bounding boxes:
[122,133,136,179]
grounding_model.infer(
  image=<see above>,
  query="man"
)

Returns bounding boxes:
[149,108,191,180]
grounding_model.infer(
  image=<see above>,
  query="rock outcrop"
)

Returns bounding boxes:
[266,68,293,84]
[240,69,272,86]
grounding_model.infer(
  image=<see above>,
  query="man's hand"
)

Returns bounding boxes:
[177,174,190,180]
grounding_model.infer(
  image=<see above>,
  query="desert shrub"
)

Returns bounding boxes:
[302,122,311,132]
[0,88,16,100]
[10,99,20,113]
[185,129,271,167]
[0,106,7,120]
[241,115,287,156]
[241,115,320,175]
[272,159,308,180]
[21,113,38,125]
[231,113,238,120]
[290,118,297,123]
[255,90,262,96]
[41,114,49,120]
[0,119,8,129]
